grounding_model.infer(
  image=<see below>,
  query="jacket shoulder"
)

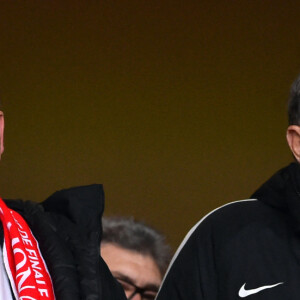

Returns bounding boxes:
[182,199,265,245]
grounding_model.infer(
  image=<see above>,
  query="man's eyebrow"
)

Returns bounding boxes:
[112,272,160,292]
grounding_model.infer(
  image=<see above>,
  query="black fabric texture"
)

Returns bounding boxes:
[251,162,300,232]
[156,163,300,300]
[3,185,126,300]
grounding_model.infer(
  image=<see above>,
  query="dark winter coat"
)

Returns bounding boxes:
[156,163,300,300]
[1,184,126,300]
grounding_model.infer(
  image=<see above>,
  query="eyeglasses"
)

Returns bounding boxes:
[115,277,158,300]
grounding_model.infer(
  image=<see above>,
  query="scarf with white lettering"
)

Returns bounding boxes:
[0,198,55,300]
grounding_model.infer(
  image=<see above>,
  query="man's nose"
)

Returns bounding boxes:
[127,290,142,300]
[130,293,142,300]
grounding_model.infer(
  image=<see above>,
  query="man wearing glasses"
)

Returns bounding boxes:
[101,216,171,300]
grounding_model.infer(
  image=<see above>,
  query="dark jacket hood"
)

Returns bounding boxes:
[42,184,104,234]
[251,162,300,232]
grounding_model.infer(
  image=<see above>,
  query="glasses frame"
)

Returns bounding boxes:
[115,277,158,300]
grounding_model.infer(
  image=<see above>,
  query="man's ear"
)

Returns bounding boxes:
[287,125,300,162]
[0,111,4,158]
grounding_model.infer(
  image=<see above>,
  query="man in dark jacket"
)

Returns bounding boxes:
[155,74,300,300]
[0,109,126,299]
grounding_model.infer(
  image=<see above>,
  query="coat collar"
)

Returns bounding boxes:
[251,163,300,233]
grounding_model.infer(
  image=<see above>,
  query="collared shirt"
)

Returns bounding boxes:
[0,245,14,300]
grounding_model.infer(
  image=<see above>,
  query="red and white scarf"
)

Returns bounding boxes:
[0,198,55,300]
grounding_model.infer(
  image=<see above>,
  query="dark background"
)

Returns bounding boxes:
[0,1,299,248]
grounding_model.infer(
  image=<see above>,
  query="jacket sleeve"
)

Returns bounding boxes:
[156,216,218,300]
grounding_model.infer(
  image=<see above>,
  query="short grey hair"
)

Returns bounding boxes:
[101,216,172,276]
[288,73,300,125]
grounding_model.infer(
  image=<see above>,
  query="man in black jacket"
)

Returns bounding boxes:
[0,109,126,299]
[155,74,300,300]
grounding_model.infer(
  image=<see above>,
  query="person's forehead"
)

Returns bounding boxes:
[101,243,162,286]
